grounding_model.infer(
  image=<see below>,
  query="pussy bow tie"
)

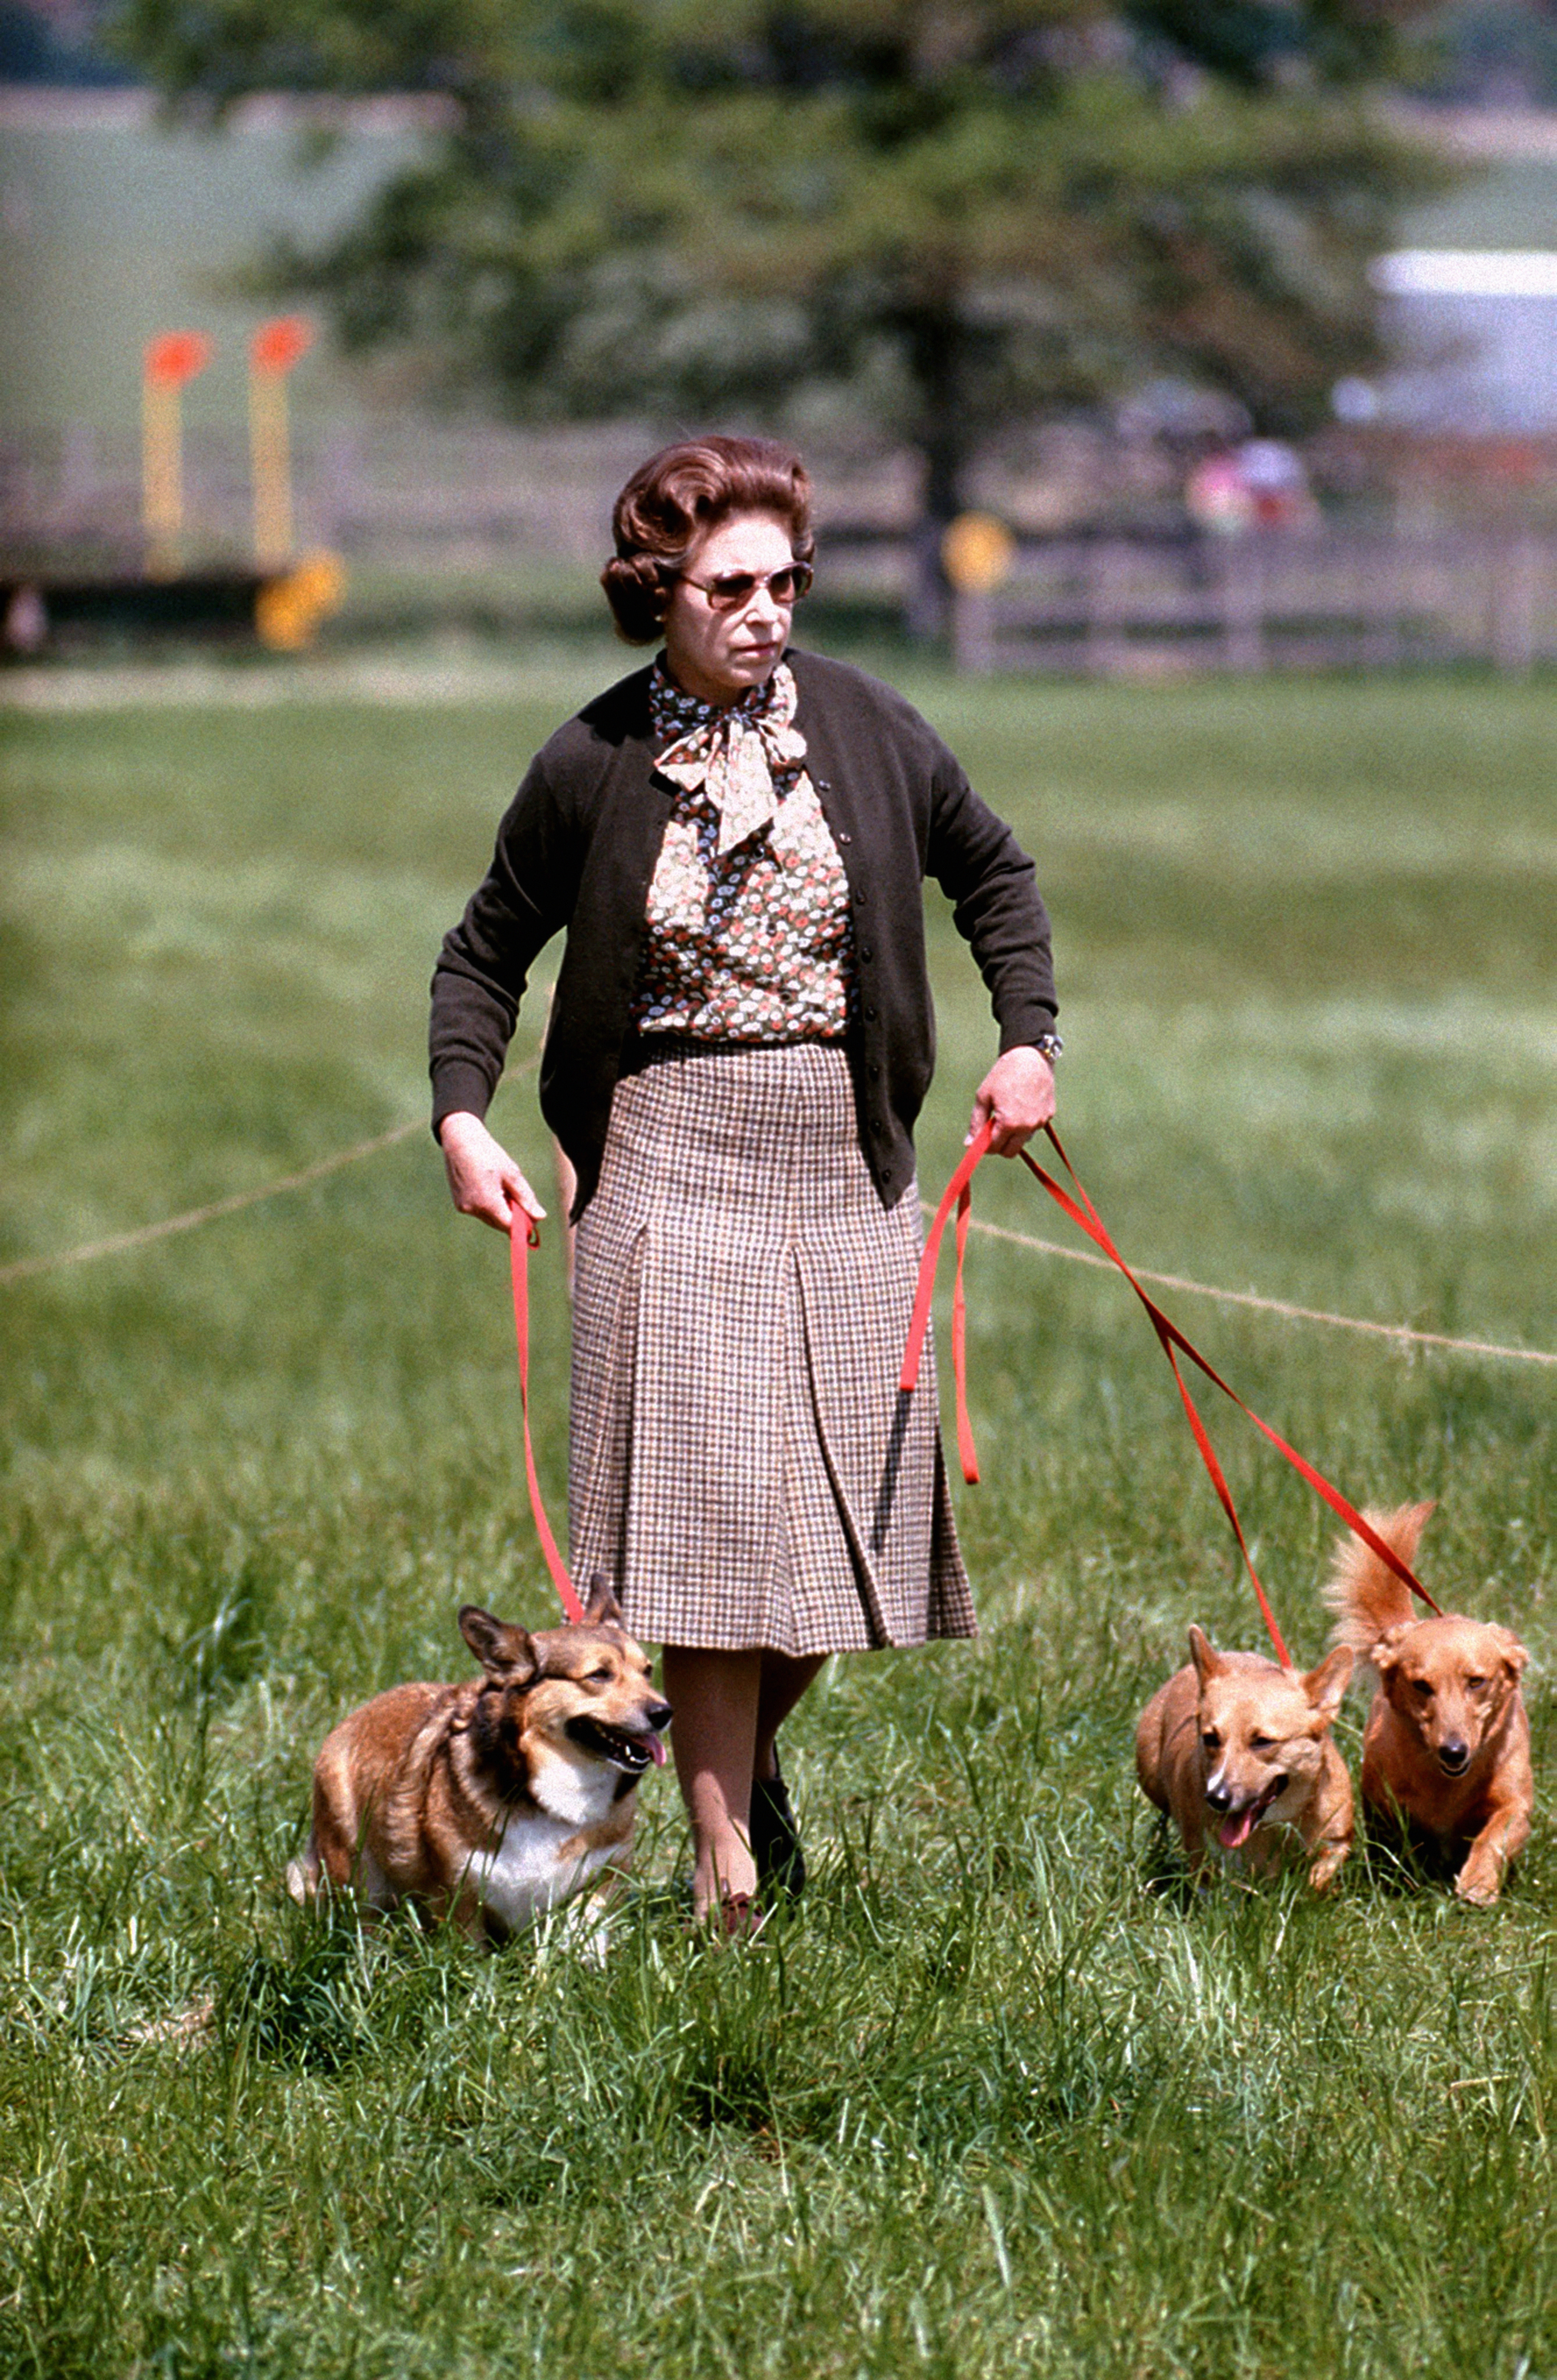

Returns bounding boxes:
[655,664,808,857]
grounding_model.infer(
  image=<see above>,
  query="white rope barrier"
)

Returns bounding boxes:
[0,1055,544,1290]
[0,1122,426,1286]
[2,1092,1550,1368]
[950,1209,1557,1369]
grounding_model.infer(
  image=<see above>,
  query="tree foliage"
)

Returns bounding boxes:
[113,1,1451,514]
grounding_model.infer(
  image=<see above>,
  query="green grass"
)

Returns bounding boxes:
[1,666,1554,2379]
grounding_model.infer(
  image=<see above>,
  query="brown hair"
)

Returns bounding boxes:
[601,435,814,644]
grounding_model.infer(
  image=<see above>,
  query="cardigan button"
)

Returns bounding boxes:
[864,1004,877,1020]
[860,946,873,961]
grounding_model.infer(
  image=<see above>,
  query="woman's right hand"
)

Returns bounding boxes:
[437,1111,546,1231]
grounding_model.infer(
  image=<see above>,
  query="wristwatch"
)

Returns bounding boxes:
[1032,1031,1064,1065]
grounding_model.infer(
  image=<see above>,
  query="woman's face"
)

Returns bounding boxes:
[660,509,801,706]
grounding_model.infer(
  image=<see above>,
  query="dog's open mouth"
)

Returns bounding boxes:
[1217,1777,1286,1851]
[566,1715,668,1773]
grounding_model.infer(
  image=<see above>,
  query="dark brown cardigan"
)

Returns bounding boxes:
[429,647,1057,1217]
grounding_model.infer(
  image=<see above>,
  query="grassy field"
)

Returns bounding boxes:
[1,658,1555,2379]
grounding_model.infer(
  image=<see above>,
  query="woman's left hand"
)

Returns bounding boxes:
[968,1045,1056,1156]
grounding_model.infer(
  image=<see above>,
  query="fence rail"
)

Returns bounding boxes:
[0,422,916,573]
[0,421,659,570]
[5,423,1556,675]
[950,528,1556,676]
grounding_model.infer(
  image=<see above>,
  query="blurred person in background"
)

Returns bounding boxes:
[430,436,1059,1930]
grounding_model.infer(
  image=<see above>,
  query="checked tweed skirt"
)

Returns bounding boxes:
[567,1042,975,1657]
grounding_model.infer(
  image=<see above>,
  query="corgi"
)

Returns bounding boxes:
[286,1579,672,1943]
[1136,1626,1355,1890]
[1324,1501,1531,1906]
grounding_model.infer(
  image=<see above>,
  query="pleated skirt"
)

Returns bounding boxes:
[567,1042,975,1657]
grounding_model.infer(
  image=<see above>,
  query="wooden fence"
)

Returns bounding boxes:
[6,423,1556,675]
[0,420,654,570]
[948,528,1557,677]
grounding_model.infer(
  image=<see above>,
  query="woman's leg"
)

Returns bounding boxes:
[661,1646,825,1917]
[755,1650,826,1783]
[660,1646,762,1917]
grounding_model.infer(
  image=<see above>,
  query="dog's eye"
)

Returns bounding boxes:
[1412,1679,1433,1699]
[1201,1731,1220,1753]
[1466,1676,1487,1693]
[1249,1734,1274,1751]
[587,1666,613,1683]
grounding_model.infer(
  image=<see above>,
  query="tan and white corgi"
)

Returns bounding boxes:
[286,1580,672,1943]
[1136,1626,1355,1891]
[1324,1501,1531,1905]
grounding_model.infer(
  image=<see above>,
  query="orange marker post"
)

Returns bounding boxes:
[249,315,315,570]
[142,331,213,579]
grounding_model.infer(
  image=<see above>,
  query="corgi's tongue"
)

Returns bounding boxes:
[1219,1808,1259,1850]
[1218,1781,1282,1850]
[648,1734,667,1766]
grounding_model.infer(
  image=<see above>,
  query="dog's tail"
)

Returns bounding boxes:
[1322,1501,1435,1666]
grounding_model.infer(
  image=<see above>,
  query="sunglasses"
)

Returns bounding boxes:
[674,562,814,611]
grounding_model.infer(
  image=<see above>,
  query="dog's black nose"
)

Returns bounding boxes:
[1438,1740,1470,1774]
[1205,1782,1232,1814]
[648,1701,673,1732]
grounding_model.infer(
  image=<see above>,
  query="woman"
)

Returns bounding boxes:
[431,436,1058,1928]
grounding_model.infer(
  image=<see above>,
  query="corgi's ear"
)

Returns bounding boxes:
[583,1570,624,1630]
[1188,1625,1221,1686]
[1302,1643,1353,1723]
[1492,1627,1528,1684]
[459,1605,538,1681]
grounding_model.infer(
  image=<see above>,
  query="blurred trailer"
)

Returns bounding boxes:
[2,555,344,654]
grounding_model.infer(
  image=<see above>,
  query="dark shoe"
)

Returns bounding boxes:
[750,1754,805,1900]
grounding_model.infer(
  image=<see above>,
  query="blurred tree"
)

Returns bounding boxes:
[112,1,1449,571]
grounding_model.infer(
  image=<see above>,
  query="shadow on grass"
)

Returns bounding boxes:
[1352,1815,1472,1899]
[1136,1808,1200,1906]
[217,1923,376,2071]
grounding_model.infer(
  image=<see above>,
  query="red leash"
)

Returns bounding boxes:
[903,1121,1442,1665]
[509,1216,585,1624]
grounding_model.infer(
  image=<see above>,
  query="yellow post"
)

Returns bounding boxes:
[141,331,211,580]
[250,368,292,570]
[941,513,1016,677]
[141,377,182,579]
[248,317,315,571]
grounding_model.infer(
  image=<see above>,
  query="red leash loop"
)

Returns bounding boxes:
[904,1119,1442,1668]
[952,1171,977,1488]
[509,1215,585,1624]
[901,1118,992,1484]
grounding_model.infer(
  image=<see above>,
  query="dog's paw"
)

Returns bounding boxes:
[1454,1865,1502,1908]
[570,1913,611,1967]
[536,1896,613,1966]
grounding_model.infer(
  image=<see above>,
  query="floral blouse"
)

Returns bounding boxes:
[630,660,855,1042]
